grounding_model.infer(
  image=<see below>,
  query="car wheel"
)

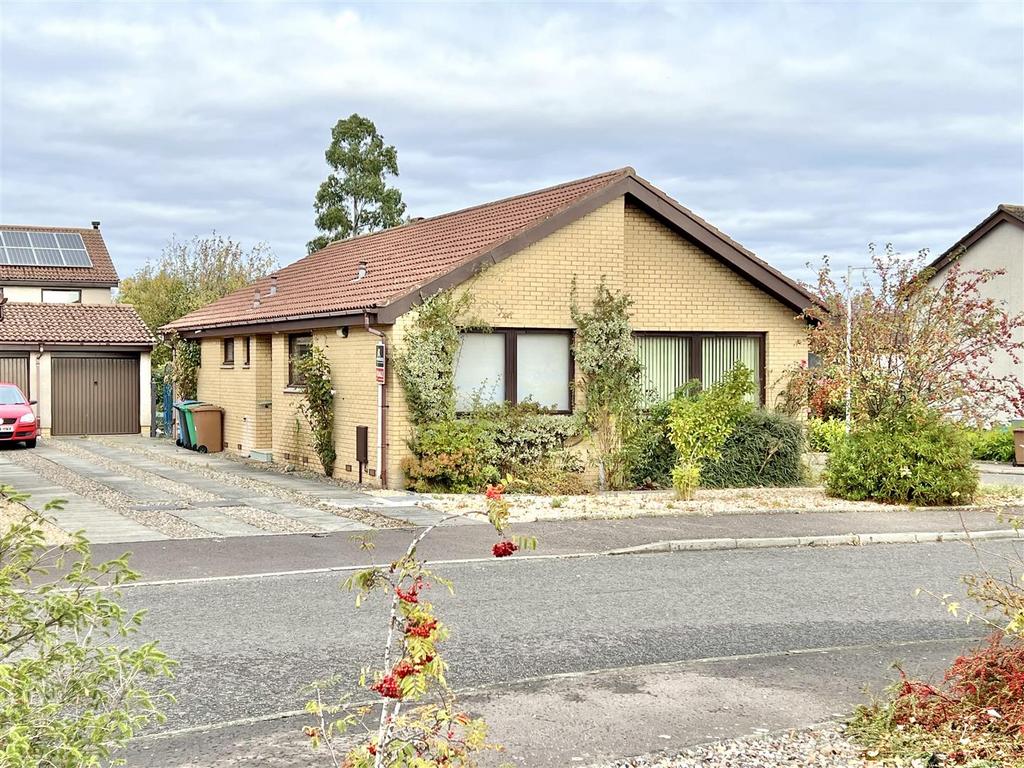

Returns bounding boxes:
[23,439,37,449]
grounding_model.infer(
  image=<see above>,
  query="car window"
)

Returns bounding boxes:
[0,386,27,405]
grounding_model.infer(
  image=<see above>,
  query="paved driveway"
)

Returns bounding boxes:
[0,436,469,543]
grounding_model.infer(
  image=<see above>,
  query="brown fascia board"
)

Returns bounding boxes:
[375,173,817,322]
[925,208,1024,276]
[164,311,374,338]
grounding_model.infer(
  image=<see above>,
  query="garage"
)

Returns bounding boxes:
[0,354,30,396]
[51,353,140,436]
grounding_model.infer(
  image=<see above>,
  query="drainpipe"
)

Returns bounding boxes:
[35,343,43,426]
[363,314,388,487]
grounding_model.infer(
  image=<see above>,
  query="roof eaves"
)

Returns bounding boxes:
[926,206,1024,276]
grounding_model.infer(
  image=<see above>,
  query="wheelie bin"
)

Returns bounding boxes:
[173,400,201,448]
[189,405,224,453]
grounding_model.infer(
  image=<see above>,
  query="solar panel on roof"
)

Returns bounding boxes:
[0,230,92,268]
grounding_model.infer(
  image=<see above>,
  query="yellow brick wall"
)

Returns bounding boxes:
[622,202,808,404]
[196,335,273,452]
[268,328,385,483]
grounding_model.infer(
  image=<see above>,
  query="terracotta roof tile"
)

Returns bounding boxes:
[0,225,120,285]
[164,168,632,332]
[0,303,155,345]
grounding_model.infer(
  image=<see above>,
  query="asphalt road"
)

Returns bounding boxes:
[122,540,1009,736]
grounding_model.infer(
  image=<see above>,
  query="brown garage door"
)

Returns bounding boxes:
[52,354,140,436]
[0,355,30,397]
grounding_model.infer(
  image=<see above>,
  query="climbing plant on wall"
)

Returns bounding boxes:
[394,290,482,426]
[570,278,644,490]
[171,338,200,400]
[296,344,337,476]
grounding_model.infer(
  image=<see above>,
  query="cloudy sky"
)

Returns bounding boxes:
[1,1,1021,283]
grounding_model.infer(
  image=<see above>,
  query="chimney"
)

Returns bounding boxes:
[268,276,278,296]
[354,261,368,281]
[253,288,261,308]
[91,221,101,230]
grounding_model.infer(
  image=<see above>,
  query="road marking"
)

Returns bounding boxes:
[132,634,978,741]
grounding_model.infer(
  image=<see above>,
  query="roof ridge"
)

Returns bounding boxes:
[308,166,634,256]
[0,223,100,232]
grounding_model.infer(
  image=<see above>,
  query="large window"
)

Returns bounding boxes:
[288,333,313,386]
[454,330,572,413]
[635,332,764,404]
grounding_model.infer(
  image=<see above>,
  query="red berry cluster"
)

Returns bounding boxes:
[492,540,518,558]
[367,743,377,756]
[392,659,416,679]
[396,578,426,604]
[485,483,505,500]
[371,674,402,699]
[405,618,438,638]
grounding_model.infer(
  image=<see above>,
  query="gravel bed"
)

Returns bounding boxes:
[588,727,867,767]
[0,497,72,544]
[214,505,321,534]
[88,437,405,529]
[4,449,213,539]
[49,438,221,503]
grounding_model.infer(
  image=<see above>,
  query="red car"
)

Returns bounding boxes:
[0,382,38,448]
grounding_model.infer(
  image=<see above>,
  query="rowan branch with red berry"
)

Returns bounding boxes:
[305,483,534,767]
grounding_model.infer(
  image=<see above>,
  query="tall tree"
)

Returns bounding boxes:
[119,233,276,371]
[308,113,406,253]
[790,244,1024,424]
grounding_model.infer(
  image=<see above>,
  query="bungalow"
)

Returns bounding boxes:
[163,167,815,488]
[0,223,155,437]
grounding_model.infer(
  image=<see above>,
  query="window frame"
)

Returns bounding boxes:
[243,336,251,368]
[288,333,313,387]
[222,337,235,366]
[41,288,82,304]
[633,331,766,405]
[455,328,575,415]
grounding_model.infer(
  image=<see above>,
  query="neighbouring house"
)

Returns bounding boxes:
[925,204,1024,421]
[0,223,155,436]
[163,167,816,488]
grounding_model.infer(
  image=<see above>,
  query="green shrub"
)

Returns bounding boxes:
[507,452,591,495]
[702,411,806,488]
[806,417,846,453]
[625,398,676,489]
[401,420,500,493]
[966,426,1015,463]
[471,402,578,472]
[824,406,978,505]
[668,365,755,498]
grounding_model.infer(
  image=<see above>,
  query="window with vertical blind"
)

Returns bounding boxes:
[454,330,573,413]
[634,333,765,404]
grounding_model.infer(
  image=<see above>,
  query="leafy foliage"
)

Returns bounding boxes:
[0,486,174,767]
[806,417,846,453]
[400,403,580,493]
[295,344,336,476]
[824,405,978,505]
[306,485,534,766]
[309,113,406,252]
[624,397,677,489]
[120,233,275,372]
[965,426,1016,463]
[401,420,499,493]
[394,291,478,426]
[667,365,755,498]
[701,410,805,488]
[571,279,644,490]
[849,635,1024,766]
[794,244,1024,423]
[171,339,200,401]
